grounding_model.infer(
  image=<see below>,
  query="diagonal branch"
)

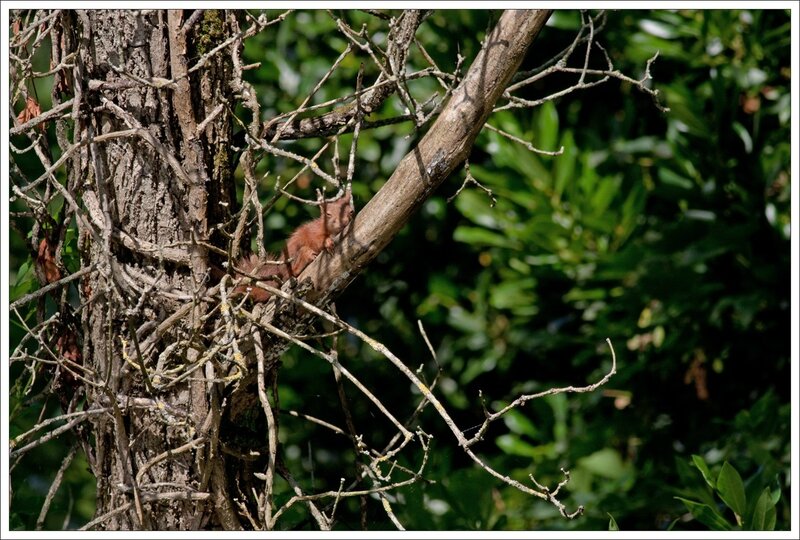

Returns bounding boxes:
[300,9,553,302]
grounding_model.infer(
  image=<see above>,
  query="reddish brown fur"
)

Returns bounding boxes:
[283,195,354,277]
[230,192,354,302]
[230,253,283,302]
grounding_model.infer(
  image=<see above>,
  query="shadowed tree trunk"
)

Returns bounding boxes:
[68,9,238,529]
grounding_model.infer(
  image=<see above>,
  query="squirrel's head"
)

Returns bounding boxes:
[322,188,354,234]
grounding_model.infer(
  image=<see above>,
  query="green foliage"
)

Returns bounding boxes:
[409,8,789,531]
[671,390,789,531]
[10,259,35,300]
[676,456,780,531]
[7,9,789,531]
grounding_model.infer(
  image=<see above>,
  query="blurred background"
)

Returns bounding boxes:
[9,9,792,530]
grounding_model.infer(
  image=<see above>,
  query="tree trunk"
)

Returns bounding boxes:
[70,9,237,529]
[50,8,552,530]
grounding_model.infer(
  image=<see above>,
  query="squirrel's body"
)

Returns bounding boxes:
[231,192,354,302]
[231,253,283,302]
[283,195,353,277]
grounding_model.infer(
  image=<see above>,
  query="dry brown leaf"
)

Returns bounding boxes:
[16,96,45,132]
[37,237,61,284]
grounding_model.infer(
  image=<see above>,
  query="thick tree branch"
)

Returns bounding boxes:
[300,9,552,302]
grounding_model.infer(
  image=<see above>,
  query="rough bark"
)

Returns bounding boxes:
[58,8,550,530]
[70,9,236,529]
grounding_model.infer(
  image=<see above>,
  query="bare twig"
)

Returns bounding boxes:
[447,160,498,207]
[35,444,78,530]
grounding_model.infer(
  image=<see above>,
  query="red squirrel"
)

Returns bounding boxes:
[231,190,354,302]
[230,252,284,303]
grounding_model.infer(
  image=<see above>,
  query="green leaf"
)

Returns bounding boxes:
[732,122,753,154]
[716,462,747,520]
[447,306,485,335]
[769,479,782,505]
[608,513,619,531]
[10,260,35,301]
[747,390,778,428]
[502,409,540,439]
[453,226,520,250]
[553,130,576,201]
[546,11,581,30]
[663,85,711,138]
[639,19,680,39]
[13,259,32,284]
[589,175,622,217]
[48,194,65,219]
[439,468,495,527]
[748,487,776,531]
[658,167,694,190]
[536,100,559,154]
[496,434,554,460]
[691,454,716,489]
[489,278,537,311]
[675,497,733,531]
[428,273,460,304]
[454,189,502,229]
[617,182,646,243]
[578,154,599,195]
[577,448,626,480]
[563,287,607,302]
[546,393,569,445]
